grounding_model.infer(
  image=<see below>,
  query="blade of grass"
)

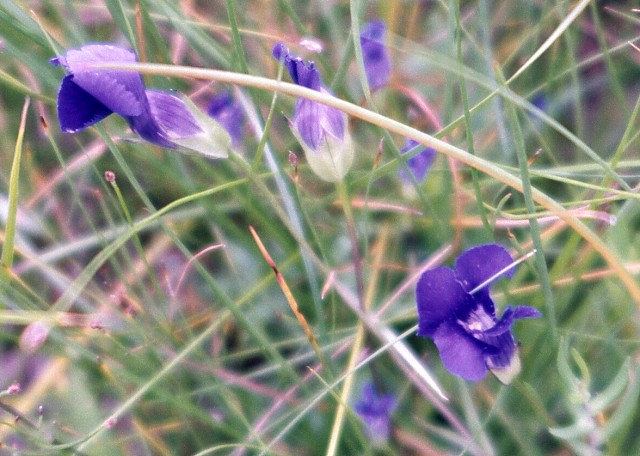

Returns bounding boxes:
[453,0,491,234]
[249,225,329,370]
[496,66,557,340]
[1,97,30,270]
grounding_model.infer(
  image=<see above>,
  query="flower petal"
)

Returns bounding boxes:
[163,93,231,159]
[62,44,145,117]
[318,88,345,139]
[416,266,473,337]
[290,113,353,182]
[512,305,542,320]
[57,75,113,132]
[433,321,488,381]
[482,331,517,370]
[454,244,514,295]
[360,20,391,90]
[207,91,245,145]
[471,307,515,337]
[272,43,321,90]
[399,139,436,183]
[146,90,203,139]
[293,99,324,150]
[126,107,174,148]
[355,383,396,445]
[490,347,522,385]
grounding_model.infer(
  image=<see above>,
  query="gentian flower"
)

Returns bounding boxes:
[207,90,245,146]
[398,138,436,183]
[355,382,396,445]
[52,43,231,158]
[416,244,541,383]
[272,43,354,182]
[359,20,391,91]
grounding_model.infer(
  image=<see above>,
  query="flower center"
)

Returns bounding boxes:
[458,305,495,333]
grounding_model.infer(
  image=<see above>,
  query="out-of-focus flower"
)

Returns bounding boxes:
[272,43,353,182]
[416,244,541,383]
[52,43,231,158]
[19,321,51,353]
[398,138,436,183]
[360,20,391,91]
[7,383,21,395]
[207,90,245,146]
[298,37,323,53]
[355,382,396,445]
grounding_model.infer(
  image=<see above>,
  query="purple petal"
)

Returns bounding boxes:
[146,90,202,138]
[272,42,288,62]
[57,75,113,132]
[360,20,386,43]
[318,88,346,139]
[532,94,547,112]
[433,321,488,381]
[207,91,245,145]
[356,383,396,417]
[416,266,474,337]
[360,20,391,90]
[293,99,324,150]
[272,43,322,90]
[512,305,542,320]
[62,44,145,117]
[355,382,396,443]
[399,139,436,183]
[126,111,174,148]
[454,244,514,296]
[471,307,515,337]
[481,331,517,370]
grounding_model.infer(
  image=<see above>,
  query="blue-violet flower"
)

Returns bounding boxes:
[52,43,231,158]
[398,138,436,183]
[207,90,245,146]
[272,43,353,182]
[416,244,541,383]
[360,20,391,91]
[355,382,396,445]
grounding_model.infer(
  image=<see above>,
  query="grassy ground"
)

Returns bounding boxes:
[1,1,640,454]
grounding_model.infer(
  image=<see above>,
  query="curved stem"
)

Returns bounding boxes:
[94,61,640,306]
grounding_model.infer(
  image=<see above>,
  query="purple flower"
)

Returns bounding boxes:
[207,90,245,146]
[355,382,396,444]
[399,138,436,183]
[272,43,353,182]
[360,20,391,91]
[52,43,231,158]
[416,244,541,383]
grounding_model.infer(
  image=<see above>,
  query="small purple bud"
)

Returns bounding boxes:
[272,43,354,182]
[7,383,21,395]
[288,150,298,167]
[104,170,116,183]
